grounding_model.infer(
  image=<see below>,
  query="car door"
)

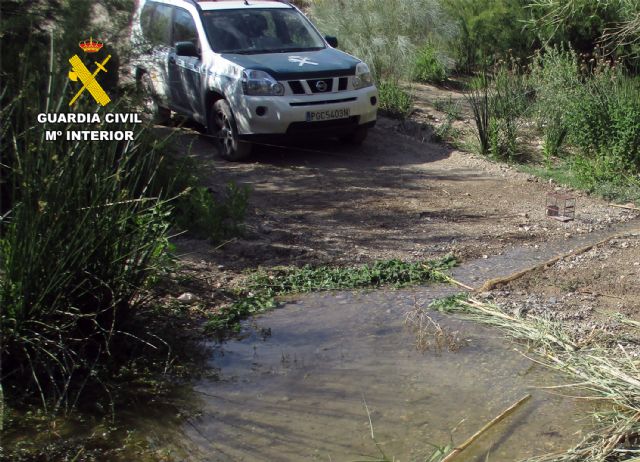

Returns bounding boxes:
[146,2,173,108]
[168,7,203,119]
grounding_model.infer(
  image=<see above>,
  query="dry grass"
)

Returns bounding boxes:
[404,297,466,353]
[430,295,640,461]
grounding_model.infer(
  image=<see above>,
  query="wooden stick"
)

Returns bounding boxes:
[478,230,639,292]
[609,203,640,211]
[425,268,477,291]
[441,394,532,462]
[446,276,476,291]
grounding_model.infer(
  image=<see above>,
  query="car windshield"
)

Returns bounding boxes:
[202,8,326,54]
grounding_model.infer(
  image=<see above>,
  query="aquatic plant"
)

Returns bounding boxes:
[206,256,457,332]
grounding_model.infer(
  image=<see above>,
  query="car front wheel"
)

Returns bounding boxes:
[210,100,252,161]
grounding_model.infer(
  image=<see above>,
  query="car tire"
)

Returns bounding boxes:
[341,126,368,145]
[139,72,171,125]
[211,99,252,161]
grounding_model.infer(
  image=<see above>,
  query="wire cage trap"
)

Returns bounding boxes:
[546,192,576,222]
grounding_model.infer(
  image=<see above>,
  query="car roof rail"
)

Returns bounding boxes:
[193,0,294,5]
[184,0,202,10]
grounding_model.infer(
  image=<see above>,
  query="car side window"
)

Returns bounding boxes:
[140,2,155,43]
[173,8,199,47]
[149,3,172,46]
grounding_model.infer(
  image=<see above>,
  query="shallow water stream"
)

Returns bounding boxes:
[169,286,590,462]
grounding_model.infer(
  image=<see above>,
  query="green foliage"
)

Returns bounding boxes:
[149,153,250,242]
[413,43,448,84]
[526,0,640,64]
[559,65,640,187]
[206,256,457,332]
[443,0,535,72]
[529,47,580,161]
[489,63,529,160]
[466,64,529,160]
[378,80,414,118]
[0,0,244,415]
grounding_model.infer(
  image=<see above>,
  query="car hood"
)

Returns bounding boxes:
[221,47,360,80]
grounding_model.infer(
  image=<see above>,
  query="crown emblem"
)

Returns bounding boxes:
[79,37,103,53]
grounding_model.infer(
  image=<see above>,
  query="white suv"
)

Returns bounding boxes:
[131,0,378,160]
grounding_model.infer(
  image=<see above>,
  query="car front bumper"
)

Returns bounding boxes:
[231,86,378,136]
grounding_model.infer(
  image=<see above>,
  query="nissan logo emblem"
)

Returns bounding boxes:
[316,80,328,92]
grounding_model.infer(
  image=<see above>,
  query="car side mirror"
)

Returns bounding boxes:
[325,35,338,48]
[175,41,199,58]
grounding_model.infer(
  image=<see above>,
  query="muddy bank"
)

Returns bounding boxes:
[482,230,640,348]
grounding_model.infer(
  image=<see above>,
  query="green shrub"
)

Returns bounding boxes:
[466,66,528,160]
[564,68,640,169]
[413,43,448,84]
[489,63,529,160]
[530,46,640,191]
[174,183,250,243]
[529,47,581,160]
[541,114,568,163]
[526,0,639,65]
[443,0,536,73]
[378,80,414,118]
[152,153,250,242]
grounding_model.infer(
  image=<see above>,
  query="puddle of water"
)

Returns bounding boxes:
[178,286,591,462]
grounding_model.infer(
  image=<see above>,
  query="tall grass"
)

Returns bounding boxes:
[0,36,175,414]
[311,0,455,82]
[466,74,492,155]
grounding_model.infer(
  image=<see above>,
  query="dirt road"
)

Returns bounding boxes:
[174,109,637,274]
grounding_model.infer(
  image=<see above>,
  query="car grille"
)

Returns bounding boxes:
[289,97,357,107]
[288,77,350,95]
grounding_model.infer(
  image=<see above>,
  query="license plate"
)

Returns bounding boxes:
[305,108,350,122]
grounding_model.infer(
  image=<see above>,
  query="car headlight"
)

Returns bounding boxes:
[353,62,373,90]
[242,70,285,96]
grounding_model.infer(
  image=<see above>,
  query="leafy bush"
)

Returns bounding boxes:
[174,183,250,243]
[529,45,640,192]
[529,47,581,160]
[466,66,528,160]
[153,153,250,242]
[564,66,640,164]
[526,0,640,63]
[413,43,448,84]
[0,0,247,416]
[378,80,414,118]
